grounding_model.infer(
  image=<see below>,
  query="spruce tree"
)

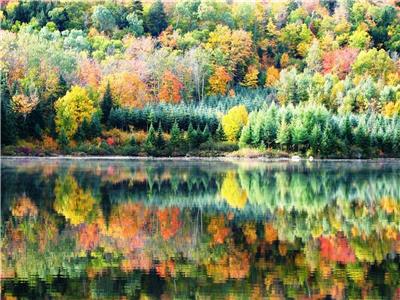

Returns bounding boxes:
[170,120,181,149]
[310,124,322,154]
[239,124,252,148]
[156,121,165,148]
[101,82,113,125]
[145,123,157,154]
[276,120,290,150]
[89,114,102,139]
[215,122,225,141]
[187,122,196,148]
[1,73,17,145]
[75,118,90,141]
[145,0,167,36]
[195,125,202,145]
[57,128,69,151]
[202,124,211,143]
[132,0,144,18]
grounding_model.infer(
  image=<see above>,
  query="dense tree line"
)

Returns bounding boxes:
[1,0,400,157]
[240,103,400,157]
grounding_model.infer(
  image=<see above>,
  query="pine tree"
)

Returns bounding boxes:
[195,125,202,145]
[101,82,113,125]
[132,0,144,18]
[145,0,167,36]
[187,122,196,148]
[156,121,165,148]
[75,118,90,141]
[170,120,181,149]
[1,73,17,145]
[57,128,69,151]
[89,114,102,139]
[276,119,290,150]
[202,124,211,143]
[321,123,334,156]
[215,122,226,141]
[145,123,157,154]
[239,124,252,148]
[310,124,322,154]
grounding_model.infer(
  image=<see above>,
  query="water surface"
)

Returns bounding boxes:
[1,158,400,299]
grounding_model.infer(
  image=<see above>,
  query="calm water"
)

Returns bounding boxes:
[1,158,400,299]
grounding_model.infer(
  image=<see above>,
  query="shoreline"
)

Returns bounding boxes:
[2,156,400,163]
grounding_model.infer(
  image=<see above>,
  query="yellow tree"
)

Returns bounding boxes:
[101,72,149,108]
[221,105,248,141]
[54,86,96,138]
[265,66,280,87]
[206,25,253,75]
[240,65,259,88]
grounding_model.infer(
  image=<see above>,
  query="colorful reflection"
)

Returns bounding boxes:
[1,159,400,299]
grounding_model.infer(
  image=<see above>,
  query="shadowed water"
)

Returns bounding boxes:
[1,158,400,299]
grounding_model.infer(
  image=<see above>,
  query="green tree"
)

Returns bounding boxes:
[101,82,113,125]
[202,124,211,143]
[132,0,144,18]
[145,123,157,154]
[170,120,182,149]
[145,0,167,36]
[187,122,197,149]
[126,12,144,36]
[57,128,69,151]
[88,114,102,139]
[156,122,165,148]
[91,5,116,32]
[1,74,17,145]
[215,122,226,141]
[276,119,291,150]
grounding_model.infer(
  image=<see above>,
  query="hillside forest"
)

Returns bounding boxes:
[1,0,400,157]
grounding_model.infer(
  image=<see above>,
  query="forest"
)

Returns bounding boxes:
[1,0,400,158]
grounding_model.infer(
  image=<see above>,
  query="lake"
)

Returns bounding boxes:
[1,158,400,299]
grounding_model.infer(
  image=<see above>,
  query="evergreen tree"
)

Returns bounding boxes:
[1,73,17,145]
[215,122,226,141]
[310,124,322,154]
[187,122,196,148]
[202,124,211,143]
[57,128,69,151]
[132,0,144,18]
[145,123,157,154]
[156,121,165,148]
[392,124,400,155]
[145,0,167,36]
[101,82,113,125]
[239,124,252,147]
[276,119,290,150]
[75,118,90,141]
[170,120,181,149]
[89,114,102,139]
[321,123,334,156]
[354,120,369,150]
[195,125,202,145]
[341,115,354,145]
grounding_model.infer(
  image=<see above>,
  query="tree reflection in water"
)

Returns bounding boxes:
[1,159,400,299]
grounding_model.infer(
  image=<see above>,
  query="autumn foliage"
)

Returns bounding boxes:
[158,71,184,103]
[208,66,231,95]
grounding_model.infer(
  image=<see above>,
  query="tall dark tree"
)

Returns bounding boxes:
[1,73,17,145]
[132,0,144,18]
[101,82,113,125]
[145,0,167,36]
